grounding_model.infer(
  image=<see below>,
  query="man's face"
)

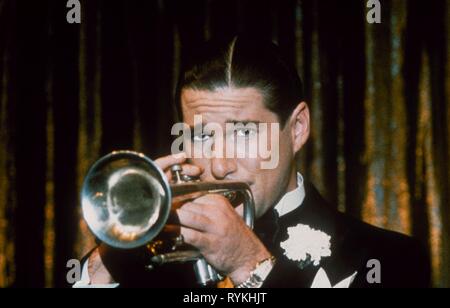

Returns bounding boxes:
[180,87,298,218]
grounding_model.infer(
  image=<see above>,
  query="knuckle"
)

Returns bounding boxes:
[190,232,206,249]
[155,153,186,170]
[182,228,196,243]
[189,232,199,244]
[180,202,195,211]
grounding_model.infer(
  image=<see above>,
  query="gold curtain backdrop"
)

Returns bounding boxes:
[0,0,449,287]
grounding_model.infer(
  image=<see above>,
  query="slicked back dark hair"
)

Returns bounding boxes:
[175,36,304,127]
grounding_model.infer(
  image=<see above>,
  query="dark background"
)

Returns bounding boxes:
[0,0,448,287]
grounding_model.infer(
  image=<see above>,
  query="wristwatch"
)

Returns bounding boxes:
[236,256,276,288]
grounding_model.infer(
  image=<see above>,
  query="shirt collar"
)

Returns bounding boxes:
[274,172,305,217]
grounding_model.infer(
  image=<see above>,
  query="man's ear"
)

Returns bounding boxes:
[289,102,310,155]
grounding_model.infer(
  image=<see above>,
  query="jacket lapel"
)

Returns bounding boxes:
[261,181,368,287]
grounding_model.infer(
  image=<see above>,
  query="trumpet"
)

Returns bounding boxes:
[81,150,255,286]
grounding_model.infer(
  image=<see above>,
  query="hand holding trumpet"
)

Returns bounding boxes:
[86,152,270,286]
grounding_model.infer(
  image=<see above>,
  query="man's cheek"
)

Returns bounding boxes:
[237,158,261,176]
[255,124,281,170]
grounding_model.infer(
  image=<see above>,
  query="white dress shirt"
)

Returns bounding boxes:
[274,172,305,217]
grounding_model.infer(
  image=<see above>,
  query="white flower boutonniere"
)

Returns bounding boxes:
[280,224,331,268]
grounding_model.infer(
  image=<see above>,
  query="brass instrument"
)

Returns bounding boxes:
[81,150,255,286]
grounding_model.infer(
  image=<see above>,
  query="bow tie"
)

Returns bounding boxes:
[254,208,280,252]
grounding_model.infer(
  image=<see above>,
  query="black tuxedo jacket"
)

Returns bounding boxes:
[83,182,431,288]
[257,182,431,288]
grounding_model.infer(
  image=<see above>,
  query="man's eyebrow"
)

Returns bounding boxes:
[188,120,262,130]
[225,120,261,125]
[189,120,262,129]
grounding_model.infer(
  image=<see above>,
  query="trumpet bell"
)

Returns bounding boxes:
[81,151,172,249]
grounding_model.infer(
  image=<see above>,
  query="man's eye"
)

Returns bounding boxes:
[235,128,256,138]
[192,134,212,142]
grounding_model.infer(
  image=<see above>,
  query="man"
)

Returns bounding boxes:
[76,36,430,288]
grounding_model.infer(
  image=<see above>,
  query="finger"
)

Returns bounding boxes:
[177,207,213,232]
[180,201,208,216]
[172,192,205,206]
[179,164,203,177]
[154,153,187,171]
[180,227,207,249]
[164,163,203,183]
[194,194,232,214]
[194,193,230,205]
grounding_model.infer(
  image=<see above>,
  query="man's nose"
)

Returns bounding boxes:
[210,158,237,180]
